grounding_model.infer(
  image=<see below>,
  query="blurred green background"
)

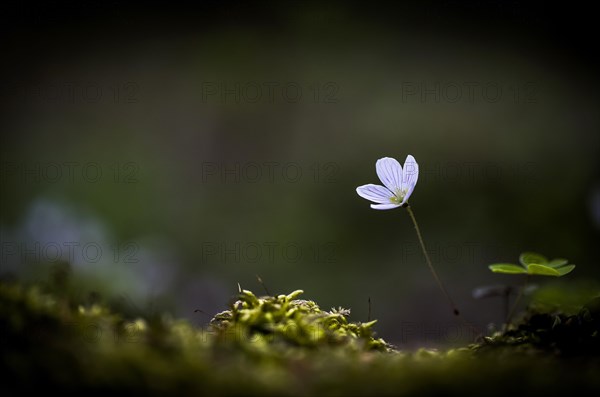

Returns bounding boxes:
[1,1,599,346]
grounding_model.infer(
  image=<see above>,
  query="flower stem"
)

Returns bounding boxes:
[405,205,460,316]
[506,275,529,325]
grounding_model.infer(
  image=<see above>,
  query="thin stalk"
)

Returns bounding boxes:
[506,275,529,324]
[405,205,460,316]
[502,287,511,322]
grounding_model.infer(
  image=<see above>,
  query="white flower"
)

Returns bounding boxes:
[356,155,419,210]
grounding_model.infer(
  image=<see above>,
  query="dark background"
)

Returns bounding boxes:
[2,1,599,347]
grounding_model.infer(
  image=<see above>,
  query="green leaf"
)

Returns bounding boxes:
[547,258,569,268]
[526,264,560,276]
[555,264,575,276]
[489,264,527,274]
[519,252,548,267]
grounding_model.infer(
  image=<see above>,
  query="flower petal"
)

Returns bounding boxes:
[400,154,419,204]
[370,203,401,210]
[356,184,394,204]
[376,157,403,192]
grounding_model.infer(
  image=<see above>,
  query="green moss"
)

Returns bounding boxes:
[2,280,600,396]
[209,288,392,355]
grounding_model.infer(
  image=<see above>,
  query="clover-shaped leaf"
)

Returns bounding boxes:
[547,258,569,268]
[555,264,576,276]
[489,264,527,274]
[519,252,548,267]
[489,252,575,277]
[526,263,560,276]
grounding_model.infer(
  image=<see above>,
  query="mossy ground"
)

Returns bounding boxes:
[2,278,600,396]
